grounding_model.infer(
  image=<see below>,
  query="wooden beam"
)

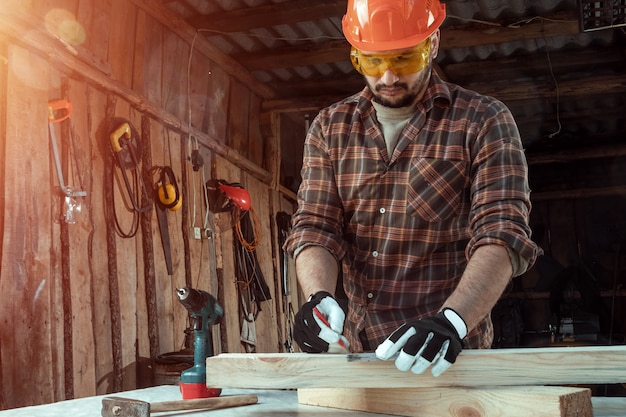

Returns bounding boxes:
[443,47,626,86]
[205,346,626,389]
[186,0,346,33]
[526,144,626,166]
[235,39,348,72]
[263,71,626,111]
[298,387,593,417]
[467,73,626,102]
[531,185,626,201]
[441,12,581,49]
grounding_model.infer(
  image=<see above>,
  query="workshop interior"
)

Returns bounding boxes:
[0,0,625,413]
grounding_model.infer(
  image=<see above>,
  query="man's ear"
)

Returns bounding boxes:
[430,29,441,60]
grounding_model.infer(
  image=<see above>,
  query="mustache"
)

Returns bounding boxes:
[375,82,409,91]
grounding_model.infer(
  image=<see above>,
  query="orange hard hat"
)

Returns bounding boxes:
[342,0,446,52]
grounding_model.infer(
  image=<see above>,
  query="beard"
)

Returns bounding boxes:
[367,67,432,108]
[371,81,418,108]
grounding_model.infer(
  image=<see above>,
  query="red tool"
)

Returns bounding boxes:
[313,307,349,352]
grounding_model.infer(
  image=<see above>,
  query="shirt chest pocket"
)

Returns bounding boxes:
[406,158,468,222]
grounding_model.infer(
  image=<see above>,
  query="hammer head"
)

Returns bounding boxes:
[101,396,150,417]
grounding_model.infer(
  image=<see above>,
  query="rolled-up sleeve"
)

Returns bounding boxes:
[465,100,542,272]
[284,113,346,262]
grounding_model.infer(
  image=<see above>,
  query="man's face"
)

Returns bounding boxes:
[365,65,432,108]
[354,31,440,108]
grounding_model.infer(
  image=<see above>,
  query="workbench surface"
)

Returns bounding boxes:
[0,385,396,416]
[0,385,623,416]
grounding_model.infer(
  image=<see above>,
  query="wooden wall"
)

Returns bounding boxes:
[0,0,298,410]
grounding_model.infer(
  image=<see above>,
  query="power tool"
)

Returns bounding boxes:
[176,286,224,399]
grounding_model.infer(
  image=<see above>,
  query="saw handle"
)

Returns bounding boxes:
[47,99,73,123]
[109,122,132,153]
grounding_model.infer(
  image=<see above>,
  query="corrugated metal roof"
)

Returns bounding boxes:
[163,0,626,152]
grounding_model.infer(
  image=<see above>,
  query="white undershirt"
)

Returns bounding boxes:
[372,101,417,157]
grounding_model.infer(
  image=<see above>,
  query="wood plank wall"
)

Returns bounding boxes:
[0,0,297,409]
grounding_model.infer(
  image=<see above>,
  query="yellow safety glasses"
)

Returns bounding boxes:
[350,38,431,77]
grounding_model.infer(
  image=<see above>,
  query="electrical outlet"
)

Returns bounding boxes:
[193,227,201,239]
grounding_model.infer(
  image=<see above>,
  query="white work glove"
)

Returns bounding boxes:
[293,291,349,353]
[375,308,467,377]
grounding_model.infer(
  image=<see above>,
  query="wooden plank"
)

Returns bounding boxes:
[298,387,593,417]
[187,44,212,133]
[86,85,115,396]
[227,80,250,157]
[247,94,264,169]
[113,101,140,392]
[66,78,97,399]
[203,64,230,145]
[244,174,278,353]
[164,128,189,351]
[0,45,56,408]
[161,31,188,120]
[139,10,164,107]
[127,0,275,99]
[205,346,626,389]
[592,397,626,417]
[108,0,136,89]
[137,114,156,388]
[76,0,111,72]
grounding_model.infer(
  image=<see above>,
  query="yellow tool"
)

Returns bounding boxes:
[108,119,152,213]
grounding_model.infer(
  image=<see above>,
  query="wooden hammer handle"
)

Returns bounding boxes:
[150,394,258,413]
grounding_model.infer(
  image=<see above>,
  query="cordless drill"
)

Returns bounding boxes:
[176,286,224,399]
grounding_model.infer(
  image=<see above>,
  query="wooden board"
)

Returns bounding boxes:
[592,397,626,417]
[298,387,593,417]
[205,346,626,389]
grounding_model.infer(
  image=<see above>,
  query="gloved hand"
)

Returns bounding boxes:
[293,291,349,353]
[375,308,467,377]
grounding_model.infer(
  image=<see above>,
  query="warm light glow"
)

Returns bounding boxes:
[44,8,86,46]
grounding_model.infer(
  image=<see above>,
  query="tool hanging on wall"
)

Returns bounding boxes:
[276,211,292,296]
[152,165,182,275]
[156,165,182,212]
[48,99,87,224]
[206,179,271,353]
[108,118,152,213]
[276,211,295,352]
[206,179,251,213]
[48,99,87,197]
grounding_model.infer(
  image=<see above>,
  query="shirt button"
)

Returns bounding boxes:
[367,292,374,299]
[372,251,379,257]
[379,207,386,214]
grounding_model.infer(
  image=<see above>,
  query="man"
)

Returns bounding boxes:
[284,0,541,377]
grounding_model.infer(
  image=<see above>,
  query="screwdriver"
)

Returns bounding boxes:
[313,307,349,352]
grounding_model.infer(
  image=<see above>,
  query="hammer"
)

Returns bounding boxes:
[101,394,258,417]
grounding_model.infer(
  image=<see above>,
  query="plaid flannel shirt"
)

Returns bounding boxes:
[285,74,541,352]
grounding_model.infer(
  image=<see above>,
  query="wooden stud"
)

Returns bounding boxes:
[205,346,626,389]
[298,387,593,417]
